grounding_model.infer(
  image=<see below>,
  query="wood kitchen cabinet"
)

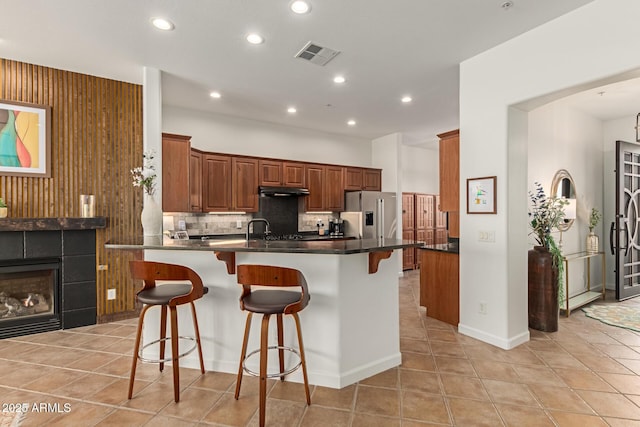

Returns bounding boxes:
[345,167,382,191]
[189,149,203,212]
[259,159,282,186]
[304,164,344,212]
[203,154,232,212]
[324,166,345,211]
[259,160,307,188]
[232,157,259,212]
[420,249,459,326]
[402,193,416,270]
[438,129,459,238]
[162,133,191,212]
[363,168,382,191]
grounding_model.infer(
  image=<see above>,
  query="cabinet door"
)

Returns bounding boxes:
[305,165,324,211]
[363,169,382,191]
[420,250,459,326]
[203,154,232,211]
[402,229,415,270]
[259,160,282,186]
[162,133,191,212]
[415,194,434,230]
[232,157,259,212]
[324,166,345,211]
[435,228,448,244]
[402,193,415,230]
[344,167,364,191]
[283,162,306,187]
[189,150,202,212]
[438,130,459,212]
[448,211,460,238]
[435,195,447,228]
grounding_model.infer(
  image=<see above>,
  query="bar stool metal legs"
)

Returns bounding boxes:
[234,311,310,426]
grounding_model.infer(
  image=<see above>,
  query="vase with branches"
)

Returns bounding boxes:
[528,182,568,332]
[587,207,601,253]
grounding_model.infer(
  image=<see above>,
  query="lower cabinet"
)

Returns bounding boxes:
[419,249,459,326]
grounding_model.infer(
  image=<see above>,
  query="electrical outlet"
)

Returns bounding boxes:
[107,289,116,300]
[478,230,495,243]
[178,220,186,231]
[479,302,487,315]
[236,220,242,229]
[97,264,108,271]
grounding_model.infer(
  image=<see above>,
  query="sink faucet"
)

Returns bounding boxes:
[246,218,271,240]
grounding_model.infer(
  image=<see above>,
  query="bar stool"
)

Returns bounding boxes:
[234,264,311,426]
[128,260,208,403]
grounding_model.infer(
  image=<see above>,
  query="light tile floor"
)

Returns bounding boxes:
[1,270,640,426]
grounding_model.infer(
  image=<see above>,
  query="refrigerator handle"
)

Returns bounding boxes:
[610,221,615,255]
[378,198,384,239]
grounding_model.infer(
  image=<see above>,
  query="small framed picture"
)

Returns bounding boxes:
[467,176,497,214]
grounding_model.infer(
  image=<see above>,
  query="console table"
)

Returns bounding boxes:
[560,251,606,317]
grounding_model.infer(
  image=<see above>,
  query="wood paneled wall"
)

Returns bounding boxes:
[0,59,144,320]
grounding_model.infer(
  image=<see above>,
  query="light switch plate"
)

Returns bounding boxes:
[107,289,116,300]
[478,230,495,243]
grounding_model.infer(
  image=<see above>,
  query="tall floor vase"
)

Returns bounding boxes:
[528,246,559,332]
[141,194,162,236]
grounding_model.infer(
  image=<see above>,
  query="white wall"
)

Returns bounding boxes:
[459,0,640,349]
[163,105,372,167]
[528,102,604,298]
[401,145,439,194]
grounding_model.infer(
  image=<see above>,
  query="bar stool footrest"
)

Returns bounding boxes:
[138,336,198,364]
[242,345,302,378]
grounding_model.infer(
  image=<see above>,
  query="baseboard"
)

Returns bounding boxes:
[458,323,529,350]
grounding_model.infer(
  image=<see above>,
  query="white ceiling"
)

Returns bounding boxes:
[0,0,596,147]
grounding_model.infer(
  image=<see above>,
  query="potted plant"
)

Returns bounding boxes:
[0,198,7,218]
[528,182,567,332]
[587,207,601,253]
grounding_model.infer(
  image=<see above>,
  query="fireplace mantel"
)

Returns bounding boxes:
[0,217,106,231]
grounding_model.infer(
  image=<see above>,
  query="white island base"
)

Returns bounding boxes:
[142,249,401,389]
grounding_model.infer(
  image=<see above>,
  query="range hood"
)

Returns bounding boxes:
[259,186,310,197]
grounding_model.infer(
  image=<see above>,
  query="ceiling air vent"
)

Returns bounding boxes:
[295,41,340,66]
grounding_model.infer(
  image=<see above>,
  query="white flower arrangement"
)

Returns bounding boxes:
[131,150,157,196]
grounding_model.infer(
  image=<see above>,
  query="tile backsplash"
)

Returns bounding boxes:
[164,212,337,236]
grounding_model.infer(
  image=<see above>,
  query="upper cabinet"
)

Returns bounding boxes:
[345,167,382,191]
[232,157,259,212]
[203,154,232,212]
[162,133,192,212]
[438,129,459,238]
[259,160,307,188]
[189,149,203,212]
[305,164,325,212]
[325,166,345,211]
[438,129,459,212]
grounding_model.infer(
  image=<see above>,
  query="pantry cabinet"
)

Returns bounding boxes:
[402,193,449,270]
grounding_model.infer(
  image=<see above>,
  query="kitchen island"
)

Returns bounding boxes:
[106,236,423,388]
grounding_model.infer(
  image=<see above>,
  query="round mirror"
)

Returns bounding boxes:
[550,169,576,232]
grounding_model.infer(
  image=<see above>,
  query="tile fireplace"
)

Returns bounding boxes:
[0,217,106,339]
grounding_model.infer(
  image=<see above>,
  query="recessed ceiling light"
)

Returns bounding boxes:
[347,119,356,126]
[333,76,346,84]
[287,107,297,114]
[151,17,175,31]
[401,96,412,103]
[290,1,311,14]
[246,33,264,44]
[210,91,221,99]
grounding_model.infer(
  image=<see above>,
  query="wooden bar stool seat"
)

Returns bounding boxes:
[234,264,311,427]
[128,260,208,403]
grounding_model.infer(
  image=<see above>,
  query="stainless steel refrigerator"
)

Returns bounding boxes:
[342,191,397,239]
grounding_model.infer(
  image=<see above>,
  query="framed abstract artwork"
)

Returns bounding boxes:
[0,100,51,177]
[467,176,497,214]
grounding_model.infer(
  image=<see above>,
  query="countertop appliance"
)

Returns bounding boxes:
[343,191,397,239]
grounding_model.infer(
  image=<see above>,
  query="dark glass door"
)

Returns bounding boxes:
[614,140,640,300]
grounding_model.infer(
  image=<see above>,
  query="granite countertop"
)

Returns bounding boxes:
[0,217,107,231]
[419,242,459,254]
[106,236,424,255]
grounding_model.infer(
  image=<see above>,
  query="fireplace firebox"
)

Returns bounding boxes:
[0,259,60,338]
